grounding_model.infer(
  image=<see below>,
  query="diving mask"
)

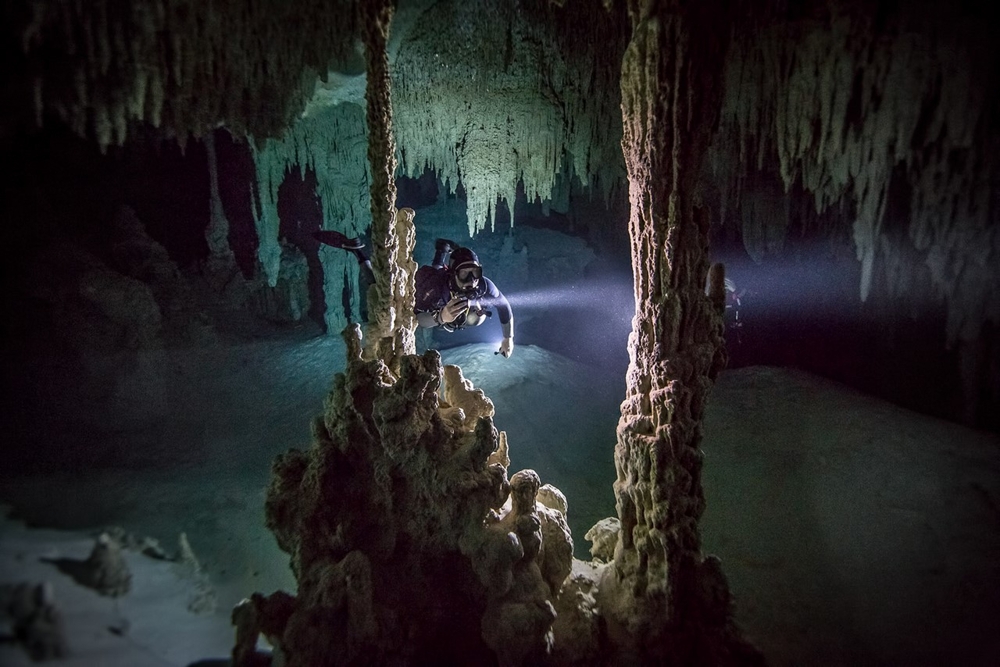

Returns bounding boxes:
[454,263,482,284]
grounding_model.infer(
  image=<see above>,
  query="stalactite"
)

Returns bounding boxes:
[249,103,369,331]
[202,131,236,280]
[247,139,284,287]
[14,0,359,150]
[391,0,626,236]
[715,1,999,344]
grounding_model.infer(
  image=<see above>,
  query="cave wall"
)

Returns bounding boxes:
[706,0,1000,427]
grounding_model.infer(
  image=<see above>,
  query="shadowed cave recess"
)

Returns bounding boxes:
[0,0,998,665]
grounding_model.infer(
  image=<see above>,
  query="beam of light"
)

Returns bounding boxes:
[499,275,636,370]
[505,285,594,308]
[504,278,635,319]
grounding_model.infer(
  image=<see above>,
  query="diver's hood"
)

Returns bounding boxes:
[449,247,480,272]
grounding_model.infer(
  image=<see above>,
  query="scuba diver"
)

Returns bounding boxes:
[723,277,748,345]
[314,232,514,358]
[414,238,514,357]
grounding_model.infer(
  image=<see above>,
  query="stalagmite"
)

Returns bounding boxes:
[81,533,132,598]
[598,2,760,664]
[232,325,571,666]
[1,582,68,660]
[360,0,416,373]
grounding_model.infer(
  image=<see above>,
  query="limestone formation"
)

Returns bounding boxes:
[442,363,496,431]
[480,470,564,667]
[363,207,419,374]
[550,561,605,666]
[175,532,217,615]
[391,0,628,234]
[12,0,360,149]
[583,517,620,564]
[27,240,163,353]
[537,484,568,517]
[488,431,512,470]
[361,1,417,374]
[80,532,133,598]
[233,325,571,666]
[599,1,761,664]
[11,0,998,663]
[110,205,201,341]
[202,131,237,287]
[250,102,369,306]
[1,582,68,661]
[712,1,999,346]
[245,241,312,325]
[9,0,996,355]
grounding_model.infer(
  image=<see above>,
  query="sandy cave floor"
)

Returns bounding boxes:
[1,338,999,666]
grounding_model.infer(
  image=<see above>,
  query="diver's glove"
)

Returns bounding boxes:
[438,296,469,325]
[498,337,514,358]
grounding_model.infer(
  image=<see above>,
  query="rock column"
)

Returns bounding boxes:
[601,1,755,664]
[361,0,416,373]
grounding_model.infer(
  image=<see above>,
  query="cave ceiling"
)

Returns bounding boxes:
[3,0,998,345]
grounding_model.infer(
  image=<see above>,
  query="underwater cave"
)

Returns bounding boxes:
[0,0,998,665]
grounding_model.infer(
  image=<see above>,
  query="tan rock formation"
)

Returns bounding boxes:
[595,2,761,665]
[233,326,571,666]
[441,363,496,431]
[361,1,416,375]
[480,469,572,667]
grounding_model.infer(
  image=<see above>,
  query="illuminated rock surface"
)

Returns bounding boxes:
[233,326,570,665]
[1,0,998,665]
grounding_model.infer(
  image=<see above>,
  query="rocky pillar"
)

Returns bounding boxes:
[600,1,754,664]
[361,0,416,373]
[203,130,237,288]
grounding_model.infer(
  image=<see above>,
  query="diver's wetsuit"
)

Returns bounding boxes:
[413,266,513,334]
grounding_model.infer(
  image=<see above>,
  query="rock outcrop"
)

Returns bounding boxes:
[232,325,572,666]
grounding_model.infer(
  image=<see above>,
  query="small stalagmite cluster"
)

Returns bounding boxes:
[231,324,574,666]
